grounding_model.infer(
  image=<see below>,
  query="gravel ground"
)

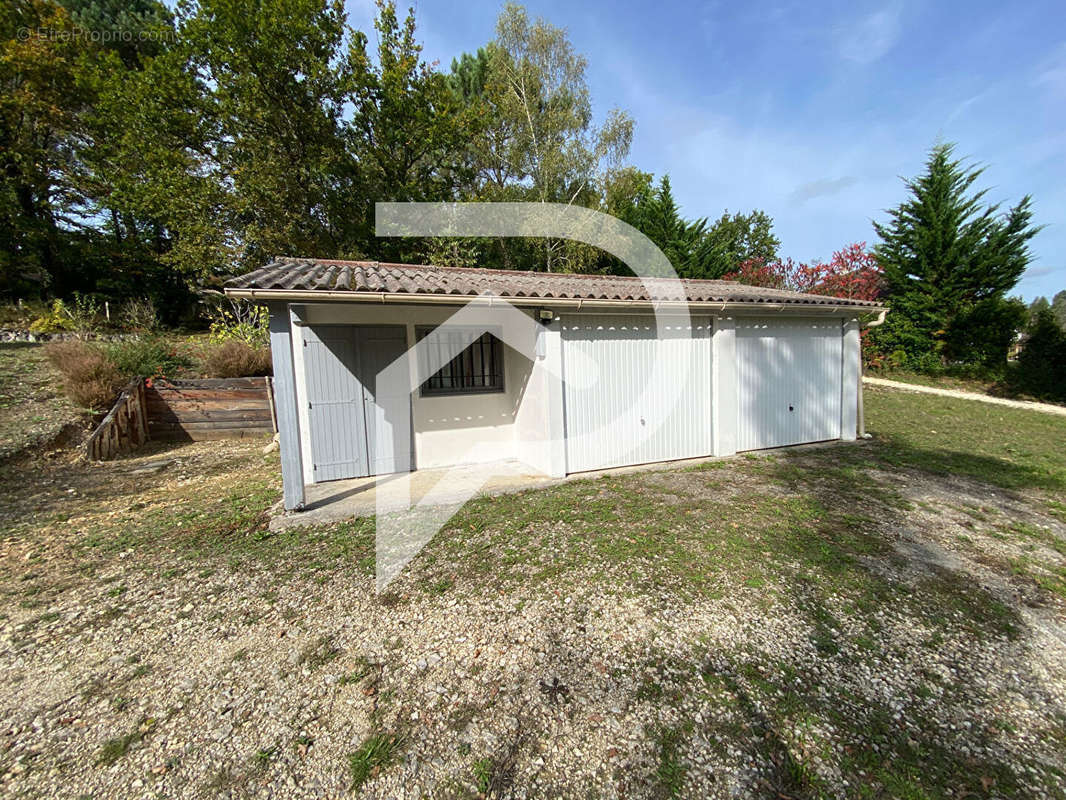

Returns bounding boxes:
[1,436,1065,798]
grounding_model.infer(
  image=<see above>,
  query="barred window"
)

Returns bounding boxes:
[416,328,504,396]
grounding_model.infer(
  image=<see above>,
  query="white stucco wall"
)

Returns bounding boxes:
[286,301,864,484]
[512,323,566,477]
[840,318,861,441]
[413,341,531,469]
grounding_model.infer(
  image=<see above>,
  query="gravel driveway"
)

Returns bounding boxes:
[2,423,1065,797]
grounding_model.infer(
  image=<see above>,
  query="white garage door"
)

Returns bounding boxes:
[736,318,843,451]
[561,315,712,473]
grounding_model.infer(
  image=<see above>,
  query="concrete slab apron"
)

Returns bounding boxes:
[269,460,557,531]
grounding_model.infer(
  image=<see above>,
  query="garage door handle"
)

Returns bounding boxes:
[788,405,794,412]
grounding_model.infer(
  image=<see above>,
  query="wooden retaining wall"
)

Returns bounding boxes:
[146,377,276,441]
[86,378,149,461]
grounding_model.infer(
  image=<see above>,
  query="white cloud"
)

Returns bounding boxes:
[838,3,903,64]
[1035,42,1066,96]
[942,91,989,127]
[790,176,859,204]
[1019,265,1059,281]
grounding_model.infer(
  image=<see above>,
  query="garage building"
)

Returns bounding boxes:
[224,258,886,511]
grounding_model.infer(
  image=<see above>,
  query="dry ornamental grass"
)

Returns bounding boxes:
[43,341,122,411]
[201,341,273,378]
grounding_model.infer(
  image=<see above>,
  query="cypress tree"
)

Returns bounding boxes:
[872,143,1041,369]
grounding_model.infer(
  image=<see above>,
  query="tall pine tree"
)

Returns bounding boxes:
[618,176,709,276]
[872,143,1040,369]
[614,175,779,278]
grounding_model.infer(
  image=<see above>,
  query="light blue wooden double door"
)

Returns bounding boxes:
[302,325,411,482]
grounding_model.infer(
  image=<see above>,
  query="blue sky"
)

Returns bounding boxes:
[344,0,1065,301]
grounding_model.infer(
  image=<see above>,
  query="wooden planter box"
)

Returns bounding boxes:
[145,377,276,441]
[86,376,277,460]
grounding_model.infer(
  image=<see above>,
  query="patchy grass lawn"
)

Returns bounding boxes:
[0,387,1064,798]
[866,385,1066,493]
[0,343,85,461]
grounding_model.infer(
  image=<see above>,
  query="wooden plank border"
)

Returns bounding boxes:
[85,378,149,461]
[146,377,274,441]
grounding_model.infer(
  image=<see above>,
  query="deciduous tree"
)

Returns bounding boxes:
[1,0,90,295]
[483,3,633,271]
[699,210,780,279]
[182,0,353,270]
[724,243,883,302]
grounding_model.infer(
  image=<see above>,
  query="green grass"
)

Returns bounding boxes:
[411,472,891,600]
[348,733,402,790]
[56,470,376,580]
[251,745,277,770]
[863,386,1066,495]
[2,379,1064,797]
[296,635,341,671]
[0,343,81,460]
[871,368,1003,396]
[338,655,374,685]
[7,383,1060,606]
[472,757,494,794]
[652,724,689,799]
[404,450,1020,642]
[1048,500,1066,523]
[97,718,156,765]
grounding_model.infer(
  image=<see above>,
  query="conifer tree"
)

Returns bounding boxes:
[872,143,1040,368]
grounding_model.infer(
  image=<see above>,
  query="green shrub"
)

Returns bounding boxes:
[121,298,159,333]
[1008,309,1066,401]
[207,301,268,348]
[201,340,272,378]
[943,296,1028,369]
[29,300,77,334]
[45,341,123,411]
[1,300,49,330]
[29,294,104,336]
[105,337,191,380]
[881,348,944,374]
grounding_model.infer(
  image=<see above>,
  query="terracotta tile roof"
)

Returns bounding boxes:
[225,257,883,308]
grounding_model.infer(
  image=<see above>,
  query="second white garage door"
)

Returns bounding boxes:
[736,318,843,451]
[561,315,712,473]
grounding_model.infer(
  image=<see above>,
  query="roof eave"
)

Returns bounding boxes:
[223,286,885,315]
